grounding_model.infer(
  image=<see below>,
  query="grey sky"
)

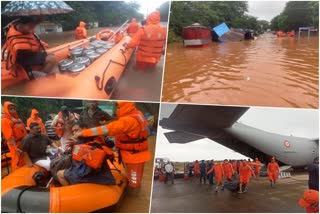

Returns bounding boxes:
[125,0,169,18]
[247,1,288,21]
[156,104,319,162]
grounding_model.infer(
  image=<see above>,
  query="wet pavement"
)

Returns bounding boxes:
[151,172,308,213]
[162,33,319,108]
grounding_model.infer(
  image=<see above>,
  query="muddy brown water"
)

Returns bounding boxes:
[162,33,319,108]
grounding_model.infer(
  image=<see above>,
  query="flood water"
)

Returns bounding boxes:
[162,33,319,108]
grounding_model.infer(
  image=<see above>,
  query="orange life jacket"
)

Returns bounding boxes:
[138,25,166,60]
[115,110,149,152]
[3,24,44,70]
[75,27,86,40]
[96,30,114,41]
[1,114,28,141]
[72,144,106,169]
[127,23,139,35]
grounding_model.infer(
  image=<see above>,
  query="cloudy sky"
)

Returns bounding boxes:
[129,1,288,22]
[247,1,288,21]
[156,104,319,162]
[125,0,169,18]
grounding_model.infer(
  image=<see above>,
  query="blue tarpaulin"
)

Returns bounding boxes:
[212,22,230,37]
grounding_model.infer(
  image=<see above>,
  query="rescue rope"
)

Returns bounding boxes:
[94,48,129,91]
[16,186,34,213]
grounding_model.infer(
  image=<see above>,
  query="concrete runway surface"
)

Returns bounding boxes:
[151,172,308,213]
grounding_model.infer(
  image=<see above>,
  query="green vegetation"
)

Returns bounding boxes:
[168,1,269,43]
[270,1,319,31]
[1,97,159,127]
[1,1,169,31]
[1,97,114,124]
[1,1,145,31]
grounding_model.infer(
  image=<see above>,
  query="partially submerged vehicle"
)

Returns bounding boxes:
[182,23,212,47]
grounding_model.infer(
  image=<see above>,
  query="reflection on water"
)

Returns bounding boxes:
[162,33,319,108]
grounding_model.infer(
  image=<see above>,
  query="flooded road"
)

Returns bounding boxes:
[162,33,319,108]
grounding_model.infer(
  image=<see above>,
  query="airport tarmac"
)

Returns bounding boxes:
[151,172,308,213]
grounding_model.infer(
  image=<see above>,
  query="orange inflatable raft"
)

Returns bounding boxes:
[1,31,134,100]
[1,152,128,213]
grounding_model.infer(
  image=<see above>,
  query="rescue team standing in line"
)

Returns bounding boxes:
[3,10,166,82]
[186,158,279,193]
[1,100,151,188]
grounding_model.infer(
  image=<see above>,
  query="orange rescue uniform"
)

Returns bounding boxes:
[267,162,280,182]
[222,162,234,180]
[239,164,253,184]
[75,21,87,40]
[126,18,139,37]
[208,163,224,184]
[193,162,200,176]
[254,160,261,175]
[3,24,45,70]
[27,108,46,134]
[232,161,237,174]
[1,101,28,171]
[80,102,150,188]
[126,11,167,70]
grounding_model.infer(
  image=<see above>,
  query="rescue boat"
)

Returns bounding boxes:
[182,23,212,47]
[1,151,128,213]
[1,30,134,99]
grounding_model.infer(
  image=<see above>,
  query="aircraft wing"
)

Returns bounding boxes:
[160,104,249,130]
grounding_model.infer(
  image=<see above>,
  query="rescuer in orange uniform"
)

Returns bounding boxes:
[222,159,234,181]
[267,157,280,187]
[75,21,87,40]
[124,11,167,70]
[298,189,319,213]
[126,18,139,37]
[193,160,200,177]
[27,108,46,134]
[253,158,262,177]
[1,101,28,171]
[207,161,225,192]
[238,160,255,193]
[3,16,56,76]
[75,101,150,188]
[232,160,237,175]
[57,122,115,186]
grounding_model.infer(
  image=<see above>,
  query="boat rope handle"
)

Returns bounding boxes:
[16,186,34,213]
[94,48,128,91]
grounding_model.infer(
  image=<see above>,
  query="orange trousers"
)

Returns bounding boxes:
[8,141,25,171]
[268,172,278,182]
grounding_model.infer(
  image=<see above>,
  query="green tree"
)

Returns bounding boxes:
[1,1,144,31]
[270,1,318,31]
[168,1,251,43]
